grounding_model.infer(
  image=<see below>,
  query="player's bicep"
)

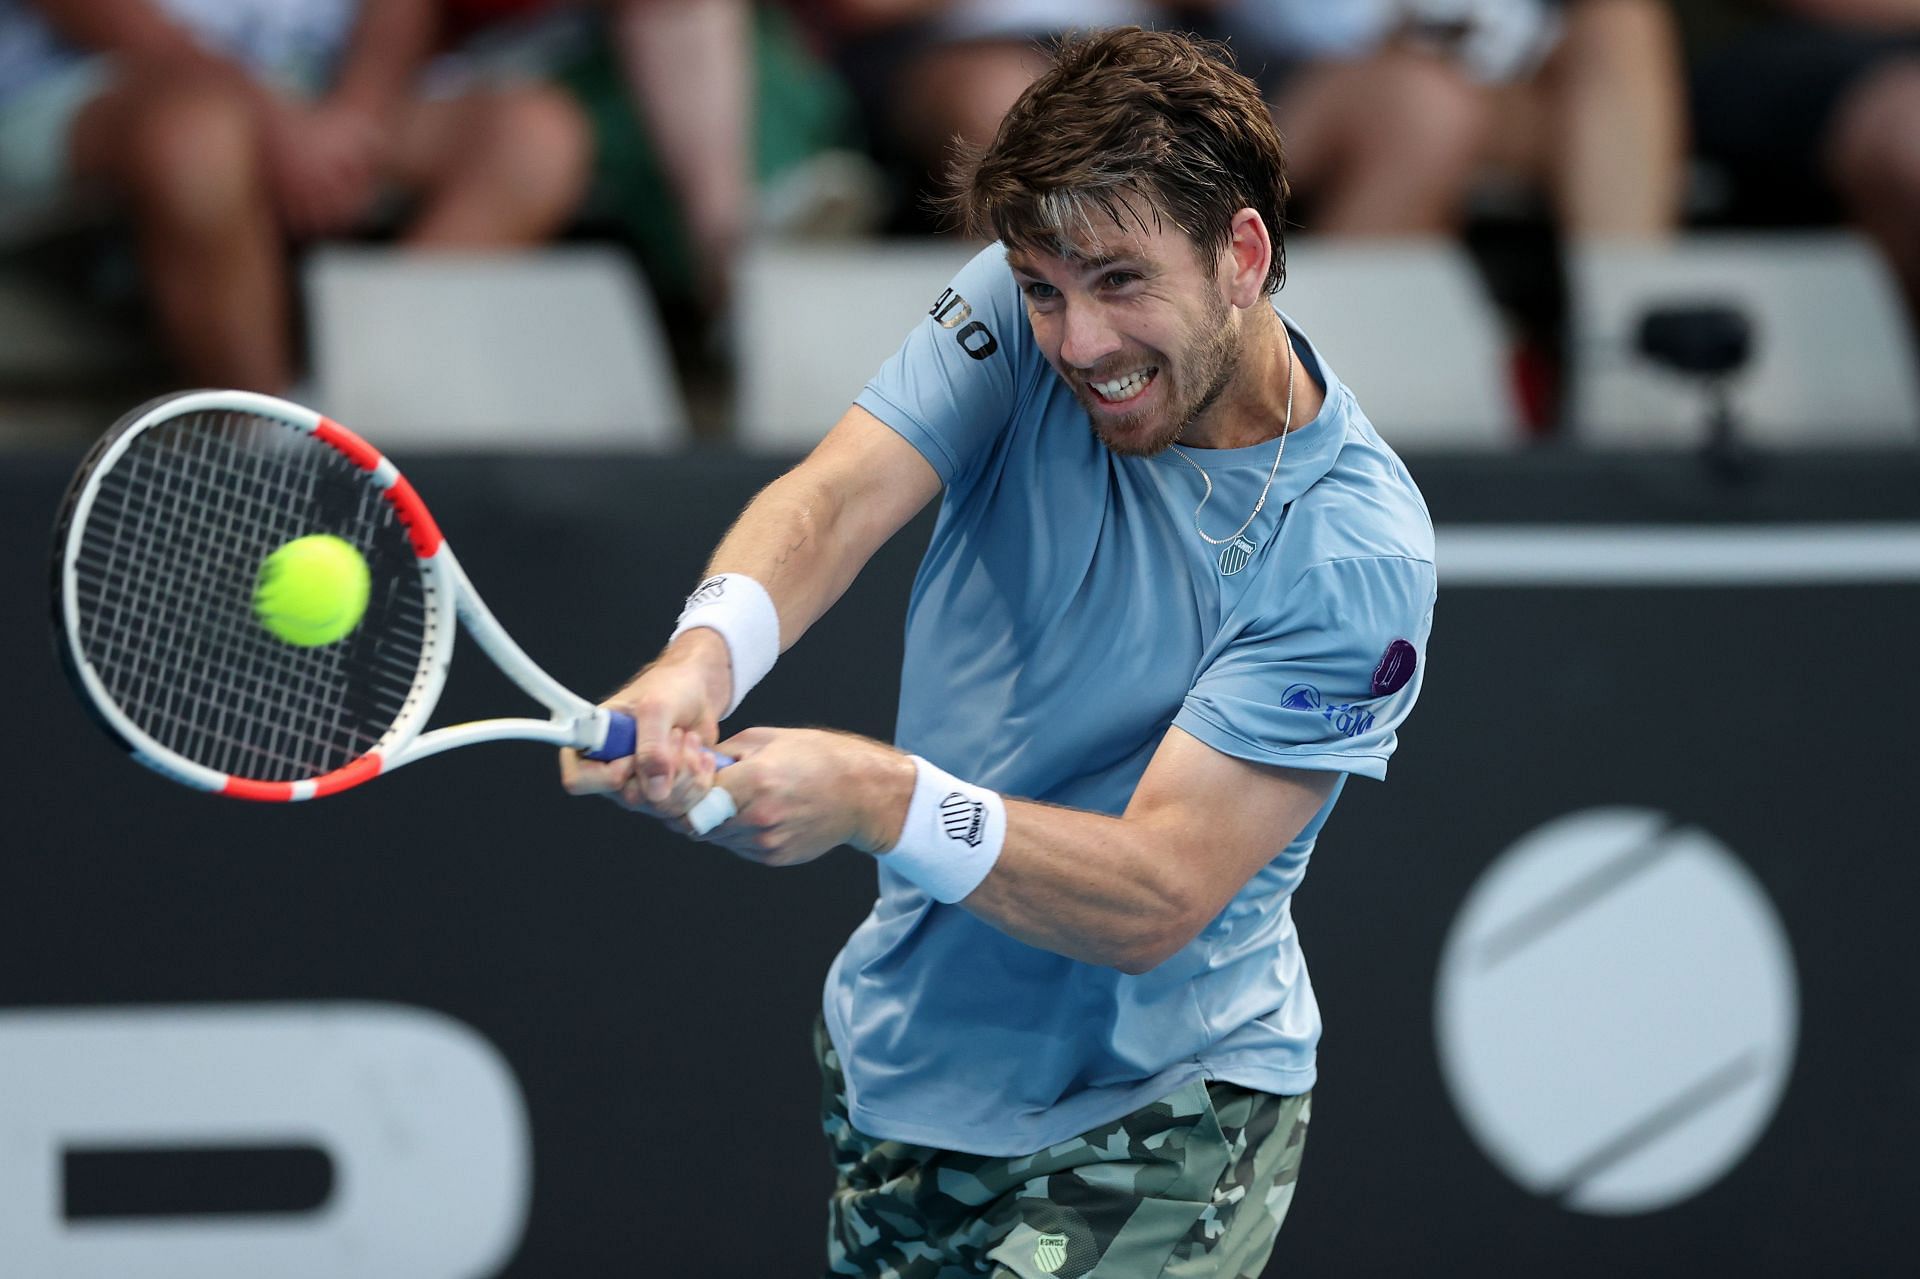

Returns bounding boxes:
[788,404,943,560]
[1123,725,1339,919]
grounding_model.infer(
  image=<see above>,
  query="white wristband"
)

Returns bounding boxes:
[668,573,779,718]
[883,756,1006,904]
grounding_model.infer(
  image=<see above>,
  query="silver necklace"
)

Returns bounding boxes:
[1169,328,1295,546]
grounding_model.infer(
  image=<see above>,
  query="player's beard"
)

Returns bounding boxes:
[1083,291,1241,459]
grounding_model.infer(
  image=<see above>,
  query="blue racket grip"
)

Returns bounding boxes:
[583,712,738,774]
[583,710,637,762]
[594,706,735,834]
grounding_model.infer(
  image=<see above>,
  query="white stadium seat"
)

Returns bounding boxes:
[1566,233,1920,448]
[733,237,1525,453]
[304,245,689,451]
[733,240,978,453]
[1277,240,1525,449]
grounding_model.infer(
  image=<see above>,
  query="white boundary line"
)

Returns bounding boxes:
[1437,524,1920,586]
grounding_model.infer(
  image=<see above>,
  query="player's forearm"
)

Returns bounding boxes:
[716,729,1210,970]
[864,735,1336,973]
[657,410,934,719]
[704,470,864,645]
[654,469,879,715]
[901,801,1210,974]
[668,407,940,701]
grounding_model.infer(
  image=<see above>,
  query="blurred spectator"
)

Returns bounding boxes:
[819,0,1169,232]
[609,0,751,306]
[1222,0,1688,239]
[0,0,591,394]
[1680,0,1920,333]
[445,0,874,340]
[443,0,756,314]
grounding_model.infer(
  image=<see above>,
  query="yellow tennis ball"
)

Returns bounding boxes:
[253,534,371,647]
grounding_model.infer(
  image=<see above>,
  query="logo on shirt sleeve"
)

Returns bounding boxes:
[929,288,998,361]
[1281,683,1322,711]
[1372,639,1418,696]
[1281,683,1376,738]
[938,793,986,847]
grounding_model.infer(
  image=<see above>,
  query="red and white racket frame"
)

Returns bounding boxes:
[57,390,631,801]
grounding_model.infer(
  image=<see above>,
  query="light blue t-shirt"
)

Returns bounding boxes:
[825,244,1436,1157]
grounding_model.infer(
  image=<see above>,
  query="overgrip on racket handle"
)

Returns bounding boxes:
[584,711,737,834]
[584,709,638,762]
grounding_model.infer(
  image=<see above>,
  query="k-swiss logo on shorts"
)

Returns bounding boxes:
[1033,1233,1069,1274]
[938,792,986,847]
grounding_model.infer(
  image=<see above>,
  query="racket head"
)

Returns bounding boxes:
[52,390,455,799]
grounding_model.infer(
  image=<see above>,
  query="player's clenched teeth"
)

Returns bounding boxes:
[1091,367,1157,402]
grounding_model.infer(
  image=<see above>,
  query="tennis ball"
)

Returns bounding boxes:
[253,534,371,647]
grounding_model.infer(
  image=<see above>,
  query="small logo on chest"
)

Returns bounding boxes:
[1218,535,1257,576]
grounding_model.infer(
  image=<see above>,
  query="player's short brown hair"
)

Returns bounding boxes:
[946,27,1290,295]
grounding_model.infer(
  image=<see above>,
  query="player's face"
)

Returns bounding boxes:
[1008,216,1242,457]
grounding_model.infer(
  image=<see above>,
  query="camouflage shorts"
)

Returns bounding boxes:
[816,1020,1311,1279]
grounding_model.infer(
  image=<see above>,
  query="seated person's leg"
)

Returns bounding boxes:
[1527,0,1685,238]
[1277,48,1493,235]
[67,70,292,392]
[1827,57,1920,331]
[384,80,592,247]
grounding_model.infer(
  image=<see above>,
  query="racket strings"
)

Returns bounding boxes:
[102,415,424,777]
[70,410,432,782]
[87,416,362,777]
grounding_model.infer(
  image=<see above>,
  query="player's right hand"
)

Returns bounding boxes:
[559,629,732,817]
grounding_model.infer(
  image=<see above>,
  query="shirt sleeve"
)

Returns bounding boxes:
[1175,555,1437,780]
[854,244,1043,489]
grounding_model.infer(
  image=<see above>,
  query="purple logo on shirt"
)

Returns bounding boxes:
[1372,640,1418,697]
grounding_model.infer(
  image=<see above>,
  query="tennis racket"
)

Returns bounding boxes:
[51,388,657,802]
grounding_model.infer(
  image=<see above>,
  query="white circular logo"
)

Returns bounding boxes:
[1434,807,1797,1214]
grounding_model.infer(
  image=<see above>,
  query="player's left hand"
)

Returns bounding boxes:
[690,727,914,867]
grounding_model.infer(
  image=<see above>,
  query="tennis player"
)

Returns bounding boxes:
[564,26,1435,1278]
